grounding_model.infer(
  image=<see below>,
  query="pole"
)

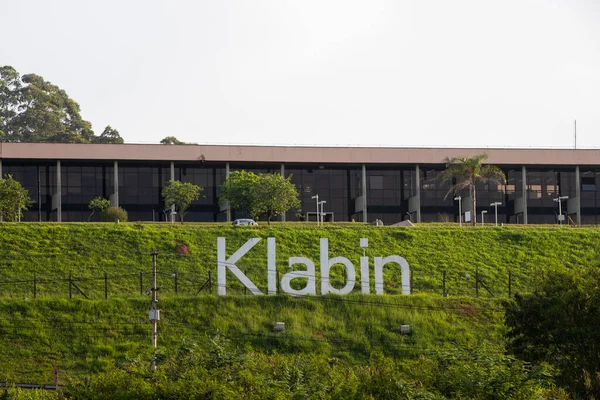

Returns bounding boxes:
[495,204,498,226]
[69,273,72,299]
[139,271,143,295]
[558,199,563,227]
[151,250,159,372]
[208,270,212,294]
[53,361,59,390]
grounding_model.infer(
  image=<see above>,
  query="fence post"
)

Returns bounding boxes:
[69,273,72,299]
[139,271,143,295]
[508,270,512,298]
[244,269,247,295]
[104,272,108,300]
[33,273,37,299]
[475,267,479,298]
[442,270,447,297]
[174,270,178,294]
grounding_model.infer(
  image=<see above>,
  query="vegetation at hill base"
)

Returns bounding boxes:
[0,222,596,398]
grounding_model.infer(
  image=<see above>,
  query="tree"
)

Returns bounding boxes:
[504,270,600,398]
[219,171,301,224]
[160,136,185,145]
[439,154,506,225]
[162,180,203,223]
[88,197,111,221]
[0,65,122,144]
[93,126,124,144]
[0,175,34,221]
[253,173,301,224]
[219,170,260,218]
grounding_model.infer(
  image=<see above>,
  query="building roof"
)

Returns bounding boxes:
[0,142,597,166]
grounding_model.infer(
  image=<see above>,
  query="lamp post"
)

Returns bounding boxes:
[311,195,319,226]
[318,200,327,224]
[481,210,487,226]
[454,196,462,226]
[490,202,502,226]
[553,196,569,227]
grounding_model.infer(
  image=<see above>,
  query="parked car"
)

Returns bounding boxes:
[232,218,258,226]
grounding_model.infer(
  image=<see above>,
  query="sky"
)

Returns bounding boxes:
[2,0,600,148]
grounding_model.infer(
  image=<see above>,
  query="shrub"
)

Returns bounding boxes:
[102,207,128,222]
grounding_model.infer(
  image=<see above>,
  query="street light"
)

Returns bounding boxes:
[481,210,488,226]
[311,195,319,226]
[553,196,569,227]
[318,200,327,224]
[454,196,462,226]
[490,202,502,226]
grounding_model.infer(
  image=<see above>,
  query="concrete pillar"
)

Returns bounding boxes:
[280,163,286,222]
[225,162,231,222]
[112,161,119,207]
[576,166,581,225]
[415,164,421,223]
[362,164,367,222]
[56,160,62,222]
[170,161,175,223]
[522,166,528,225]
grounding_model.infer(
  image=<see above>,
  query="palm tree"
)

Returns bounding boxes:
[440,154,506,226]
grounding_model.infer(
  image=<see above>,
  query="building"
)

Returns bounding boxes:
[0,142,598,224]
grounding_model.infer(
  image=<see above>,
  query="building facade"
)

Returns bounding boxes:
[0,142,599,224]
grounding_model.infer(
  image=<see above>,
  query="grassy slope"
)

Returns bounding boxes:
[0,222,599,297]
[0,295,503,385]
[0,222,598,387]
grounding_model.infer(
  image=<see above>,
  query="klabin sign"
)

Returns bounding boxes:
[217,237,410,296]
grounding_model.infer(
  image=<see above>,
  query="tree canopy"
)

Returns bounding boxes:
[0,174,34,221]
[219,171,300,224]
[162,180,203,223]
[160,136,185,145]
[439,153,506,225]
[0,65,123,144]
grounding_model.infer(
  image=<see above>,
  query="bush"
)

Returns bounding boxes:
[102,207,128,222]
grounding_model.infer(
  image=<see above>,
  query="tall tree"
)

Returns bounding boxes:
[219,170,260,218]
[93,125,124,144]
[253,173,301,224]
[162,180,203,223]
[219,171,300,224]
[0,175,34,221]
[0,65,122,144]
[439,154,506,225]
[504,270,600,398]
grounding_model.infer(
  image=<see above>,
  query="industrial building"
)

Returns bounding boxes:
[0,142,598,224]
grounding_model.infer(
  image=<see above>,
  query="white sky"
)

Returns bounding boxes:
[2,0,600,148]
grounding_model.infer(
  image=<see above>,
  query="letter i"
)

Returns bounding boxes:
[360,238,369,294]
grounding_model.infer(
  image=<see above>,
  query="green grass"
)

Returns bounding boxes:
[0,294,504,385]
[0,222,598,298]
[0,222,594,397]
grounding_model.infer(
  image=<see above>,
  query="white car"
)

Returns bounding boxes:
[232,218,258,226]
